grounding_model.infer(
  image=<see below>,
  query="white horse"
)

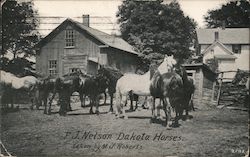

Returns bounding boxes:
[0,70,38,89]
[115,55,177,119]
[0,70,39,108]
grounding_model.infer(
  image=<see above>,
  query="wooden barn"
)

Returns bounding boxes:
[183,63,217,107]
[35,15,139,77]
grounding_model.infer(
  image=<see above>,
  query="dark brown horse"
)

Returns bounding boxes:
[175,66,195,119]
[150,68,184,127]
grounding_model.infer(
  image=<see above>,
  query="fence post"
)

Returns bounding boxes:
[216,72,224,106]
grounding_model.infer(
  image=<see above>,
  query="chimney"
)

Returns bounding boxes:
[82,14,89,27]
[214,31,219,41]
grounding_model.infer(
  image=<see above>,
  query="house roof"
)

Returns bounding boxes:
[201,40,234,55]
[196,28,250,44]
[36,18,138,55]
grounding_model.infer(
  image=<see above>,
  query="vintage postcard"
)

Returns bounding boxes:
[1,0,249,157]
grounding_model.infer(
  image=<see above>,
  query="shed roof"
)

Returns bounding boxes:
[36,18,138,55]
[214,54,237,60]
[182,63,217,77]
[196,28,250,44]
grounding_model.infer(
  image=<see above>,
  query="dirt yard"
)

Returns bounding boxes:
[1,98,249,157]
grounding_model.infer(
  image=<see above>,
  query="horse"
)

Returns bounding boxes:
[175,66,195,119]
[150,68,183,127]
[97,66,140,112]
[79,74,105,114]
[115,55,177,119]
[41,71,88,115]
[33,76,57,114]
[0,70,38,109]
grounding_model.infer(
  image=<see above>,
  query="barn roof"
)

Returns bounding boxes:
[36,18,138,55]
[196,28,250,44]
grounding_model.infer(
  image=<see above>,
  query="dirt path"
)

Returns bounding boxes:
[1,102,249,157]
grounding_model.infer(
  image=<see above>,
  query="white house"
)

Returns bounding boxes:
[196,28,250,81]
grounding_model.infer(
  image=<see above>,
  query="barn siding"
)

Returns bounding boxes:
[102,48,139,74]
[184,64,217,107]
[36,25,102,77]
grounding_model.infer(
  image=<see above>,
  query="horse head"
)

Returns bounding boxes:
[166,54,177,69]
[158,54,177,74]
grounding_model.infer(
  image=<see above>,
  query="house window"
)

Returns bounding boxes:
[49,60,57,76]
[65,29,75,47]
[69,68,80,73]
[232,44,241,54]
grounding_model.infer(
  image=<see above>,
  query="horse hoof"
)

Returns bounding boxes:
[59,112,67,116]
[124,116,128,120]
[115,115,119,119]
[89,110,94,114]
[43,111,47,114]
[166,125,172,130]
[96,111,100,115]
[30,106,34,110]
[150,119,154,124]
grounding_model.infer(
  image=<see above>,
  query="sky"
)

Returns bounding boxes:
[32,0,229,36]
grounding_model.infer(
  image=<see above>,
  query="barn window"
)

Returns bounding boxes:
[65,29,75,47]
[49,60,57,76]
[232,44,241,54]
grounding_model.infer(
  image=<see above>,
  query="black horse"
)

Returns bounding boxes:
[97,66,123,112]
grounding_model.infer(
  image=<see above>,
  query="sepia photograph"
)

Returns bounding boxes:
[0,0,249,156]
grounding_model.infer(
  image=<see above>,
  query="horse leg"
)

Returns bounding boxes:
[142,96,148,109]
[83,95,86,106]
[89,96,94,114]
[48,93,55,115]
[104,92,107,105]
[109,94,114,113]
[66,95,72,111]
[156,99,161,120]
[150,97,156,123]
[80,92,84,108]
[129,92,133,111]
[135,98,138,111]
[44,97,48,114]
[163,97,172,128]
[122,95,128,119]
[95,95,100,115]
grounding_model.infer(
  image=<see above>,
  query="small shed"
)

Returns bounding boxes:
[182,63,217,107]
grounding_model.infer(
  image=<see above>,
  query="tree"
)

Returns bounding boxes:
[1,0,40,75]
[117,0,197,70]
[2,0,40,58]
[204,0,250,28]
